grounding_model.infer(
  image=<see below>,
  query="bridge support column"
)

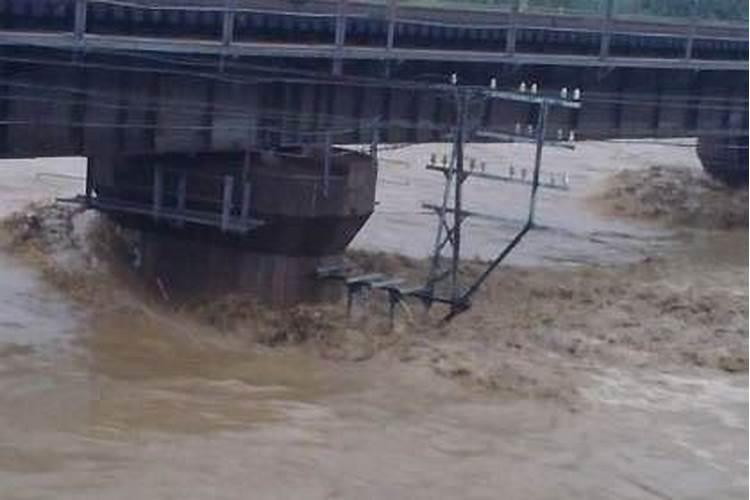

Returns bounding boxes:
[697,135,749,188]
[74,0,87,41]
[333,0,349,75]
[684,0,699,60]
[384,0,398,76]
[599,0,614,60]
[135,233,345,305]
[88,147,378,305]
[506,0,519,55]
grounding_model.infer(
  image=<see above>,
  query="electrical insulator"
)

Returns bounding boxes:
[560,87,569,99]
[450,73,458,85]
[490,77,497,90]
[530,83,538,94]
[519,82,527,93]
[573,88,581,101]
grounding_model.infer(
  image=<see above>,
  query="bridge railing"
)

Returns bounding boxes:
[2,0,745,28]
[359,0,748,22]
[0,0,746,69]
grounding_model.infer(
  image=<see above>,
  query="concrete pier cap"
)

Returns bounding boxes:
[90,146,378,305]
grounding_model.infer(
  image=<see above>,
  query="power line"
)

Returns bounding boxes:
[2,46,747,113]
[1,52,746,116]
[0,52,457,95]
[4,43,746,107]
[75,46,747,106]
[0,52,745,145]
[0,86,369,127]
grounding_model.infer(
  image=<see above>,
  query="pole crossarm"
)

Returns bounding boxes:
[421,85,577,320]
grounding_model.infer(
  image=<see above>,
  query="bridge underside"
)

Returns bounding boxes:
[0,47,747,160]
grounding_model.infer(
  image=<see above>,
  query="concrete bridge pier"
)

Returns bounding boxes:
[88,147,378,305]
[698,134,749,187]
[134,234,346,305]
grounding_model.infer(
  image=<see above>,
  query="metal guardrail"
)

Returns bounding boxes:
[357,0,748,26]
[0,0,746,71]
[4,0,744,27]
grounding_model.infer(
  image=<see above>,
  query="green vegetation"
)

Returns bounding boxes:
[398,0,749,22]
[617,0,748,20]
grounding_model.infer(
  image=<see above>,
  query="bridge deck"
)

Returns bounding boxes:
[1,31,745,72]
[0,0,746,162]
[0,0,746,71]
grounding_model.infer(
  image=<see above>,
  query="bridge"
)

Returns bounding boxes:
[0,0,747,304]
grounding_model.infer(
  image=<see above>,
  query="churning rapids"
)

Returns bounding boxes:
[0,141,746,499]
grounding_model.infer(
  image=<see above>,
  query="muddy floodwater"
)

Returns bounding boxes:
[0,142,747,499]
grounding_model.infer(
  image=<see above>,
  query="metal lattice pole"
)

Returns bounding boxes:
[450,91,466,309]
[425,90,461,301]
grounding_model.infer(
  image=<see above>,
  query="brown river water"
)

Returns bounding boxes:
[0,143,747,499]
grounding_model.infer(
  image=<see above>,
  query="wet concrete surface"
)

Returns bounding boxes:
[0,143,747,499]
